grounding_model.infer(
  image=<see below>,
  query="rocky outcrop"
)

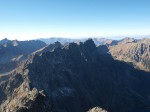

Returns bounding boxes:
[88,107,108,112]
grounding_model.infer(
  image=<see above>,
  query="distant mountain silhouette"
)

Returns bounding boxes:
[38,37,84,45]
[38,37,117,46]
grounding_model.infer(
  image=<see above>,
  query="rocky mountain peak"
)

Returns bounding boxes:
[84,39,96,48]
[0,38,10,45]
[54,41,61,47]
[82,39,97,52]
[1,38,9,42]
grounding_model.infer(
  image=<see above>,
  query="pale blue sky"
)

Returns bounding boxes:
[0,0,150,40]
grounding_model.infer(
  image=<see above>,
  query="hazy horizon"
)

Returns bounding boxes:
[1,35,150,41]
[0,0,150,40]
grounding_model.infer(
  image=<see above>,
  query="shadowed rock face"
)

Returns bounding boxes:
[0,39,150,112]
[0,39,46,73]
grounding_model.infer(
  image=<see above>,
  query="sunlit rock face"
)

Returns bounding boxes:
[109,38,150,71]
[0,39,150,112]
[88,107,108,112]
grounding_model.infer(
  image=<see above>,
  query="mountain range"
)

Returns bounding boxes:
[0,37,150,112]
[0,38,46,73]
[38,37,117,46]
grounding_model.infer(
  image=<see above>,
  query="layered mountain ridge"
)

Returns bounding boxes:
[0,39,46,73]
